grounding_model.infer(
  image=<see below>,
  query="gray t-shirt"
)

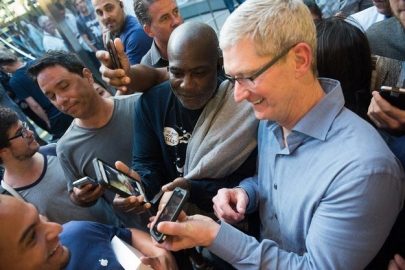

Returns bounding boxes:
[57,95,138,186]
[57,94,146,228]
[15,154,120,225]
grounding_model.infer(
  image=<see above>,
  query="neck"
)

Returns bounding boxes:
[155,39,168,60]
[75,96,114,128]
[15,61,24,69]
[3,152,44,188]
[280,77,325,131]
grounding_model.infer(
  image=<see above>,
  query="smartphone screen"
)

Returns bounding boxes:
[93,158,145,198]
[150,187,189,243]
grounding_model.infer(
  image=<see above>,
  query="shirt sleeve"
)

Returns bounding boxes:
[131,95,167,201]
[209,170,404,269]
[9,76,31,100]
[124,29,152,65]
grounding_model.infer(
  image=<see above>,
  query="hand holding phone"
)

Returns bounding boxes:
[105,31,122,70]
[379,86,405,110]
[150,187,189,243]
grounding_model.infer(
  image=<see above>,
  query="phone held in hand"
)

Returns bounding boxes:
[379,86,405,110]
[105,31,122,69]
[92,158,146,199]
[150,187,189,243]
[72,176,98,188]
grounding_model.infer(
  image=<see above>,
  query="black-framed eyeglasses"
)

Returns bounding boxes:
[8,122,30,141]
[225,43,298,87]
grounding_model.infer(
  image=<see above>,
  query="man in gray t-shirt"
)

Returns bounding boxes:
[0,107,119,225]
[27,51,146,229]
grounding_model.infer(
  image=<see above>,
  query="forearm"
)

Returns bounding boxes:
[129,228,166,256]
[126,65,168,94]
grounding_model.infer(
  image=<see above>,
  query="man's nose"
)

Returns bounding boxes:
[171,14,182,28]
[233,82,250,103]
[180,74,194,90]
[55,95,68,107]
[44,221,63,242]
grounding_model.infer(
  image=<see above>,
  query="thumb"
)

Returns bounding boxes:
[162,182,176,192]
[235,190,247,214]
[96,50,109,64]
[114,38,129,70]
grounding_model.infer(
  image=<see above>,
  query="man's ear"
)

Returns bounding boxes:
[292,42,313,78]
[82,68,94,84]
[143,24,154,38]
[119,1,123,8]
[0,146,9,159]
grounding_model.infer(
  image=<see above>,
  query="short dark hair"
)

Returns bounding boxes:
[134,0,155,25]
[0,107,19,162]
[27,50,86,81]
[316,17,372,118]
[0,52,17,67]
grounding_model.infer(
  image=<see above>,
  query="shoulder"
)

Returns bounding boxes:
[141,49,153,65]
[113,93,140,113]
[122,16,144,36]
[138,81,171,105]
[329,109,400,167]
[367,17,399,36]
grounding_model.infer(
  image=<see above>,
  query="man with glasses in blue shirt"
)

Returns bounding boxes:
[150,1,405,269]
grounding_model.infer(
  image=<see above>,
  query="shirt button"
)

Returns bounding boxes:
[275,214,278,220]
[273,184,277,190]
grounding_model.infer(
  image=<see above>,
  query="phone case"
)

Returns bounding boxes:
[72,176,97,188]
[92,158,134,198]
[380,86,405,110]
[150,187,189,243]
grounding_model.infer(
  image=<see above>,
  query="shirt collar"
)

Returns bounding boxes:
[150,41,167,66]
[292,78,344,141]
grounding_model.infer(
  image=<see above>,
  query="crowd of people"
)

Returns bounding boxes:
[0,0,405,269]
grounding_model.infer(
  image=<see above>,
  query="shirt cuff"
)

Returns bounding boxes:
[237,183,256,214]
[208,221,244,265]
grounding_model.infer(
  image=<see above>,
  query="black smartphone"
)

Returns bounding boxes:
[72,176,98,188]
[105,31,122,69]
[92,158,146,199]
[380,86,405,110]
[150,187,189,243]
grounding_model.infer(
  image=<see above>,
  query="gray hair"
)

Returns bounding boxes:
[219,0,317,72]
[134,0,155,25]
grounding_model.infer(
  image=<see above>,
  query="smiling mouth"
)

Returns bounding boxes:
[48,243,60,258]
[252,98,264,105]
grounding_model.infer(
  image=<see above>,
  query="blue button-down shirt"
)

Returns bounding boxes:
[209,78,404,269]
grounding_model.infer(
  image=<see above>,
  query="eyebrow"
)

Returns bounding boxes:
[18,205,39,247]
[19,223,36,246]
[11,123,23,137]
